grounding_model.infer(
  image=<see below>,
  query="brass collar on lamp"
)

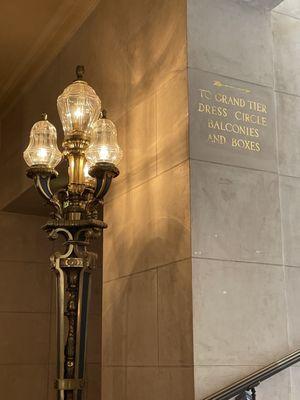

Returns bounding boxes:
[23,66,122,400]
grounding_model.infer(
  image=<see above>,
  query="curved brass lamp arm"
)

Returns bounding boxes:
[35,173,55,201]
[90,162,119,199]
[86,162,119,215]
[26,166,63,219]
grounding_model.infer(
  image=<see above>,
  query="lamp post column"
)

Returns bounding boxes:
[48,225,98,400]
[23,66,122,400]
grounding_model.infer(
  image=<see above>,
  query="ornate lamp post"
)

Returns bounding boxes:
[23,66,122,400]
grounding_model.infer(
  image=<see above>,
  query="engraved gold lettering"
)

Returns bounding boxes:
[231,138,261,152]
[215,93,246,108]
[200,83,265,154]
[198,89,212,100]
[207,119,260,137]
[247,100,267,113]
[199,103,228,117]
[234,111,267,126]
[208,119,214,129]
[207,134,226,144]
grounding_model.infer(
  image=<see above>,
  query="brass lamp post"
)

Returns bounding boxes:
[23,66,122,400]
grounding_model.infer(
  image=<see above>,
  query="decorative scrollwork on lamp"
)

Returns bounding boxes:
[23,66,122,400]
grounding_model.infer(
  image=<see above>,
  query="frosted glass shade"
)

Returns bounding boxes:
[23,115,62,168]
[86,116,123,166]
[57,80,101,139]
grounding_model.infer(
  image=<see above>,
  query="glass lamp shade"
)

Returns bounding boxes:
[86,116,123,166]
[23,115,62,168]
[84,160,96,187]
[57,80,101,139]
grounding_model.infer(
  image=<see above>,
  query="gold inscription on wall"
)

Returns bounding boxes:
[197,80,268,153]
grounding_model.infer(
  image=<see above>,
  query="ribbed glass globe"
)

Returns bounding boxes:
[86,116,123,166]
[23,114,62,168]
[57,80,101,139]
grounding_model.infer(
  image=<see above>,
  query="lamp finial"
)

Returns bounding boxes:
[76,65,85,80]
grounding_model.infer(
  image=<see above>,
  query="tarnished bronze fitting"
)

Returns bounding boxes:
[63,193,86,221]
[62,133,90,153]
[83,182,96,196]
[89,162,119,179]
[66,161,86,193]
[26,165,58,179]
[63,136,90,195]
[65,199,86,213]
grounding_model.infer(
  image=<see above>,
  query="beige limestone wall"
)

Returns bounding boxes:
[272,0,300,396]
[0,0,191,399]
[0,212,52,399]
[188,0,300,399]
[97,0,192,398]
[5,1,300,400]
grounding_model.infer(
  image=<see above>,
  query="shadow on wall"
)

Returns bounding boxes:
[104,161,190,281]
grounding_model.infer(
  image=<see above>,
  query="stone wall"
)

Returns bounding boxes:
[188,0,300,398]
[0,0,190,399]
[273,0,300,396]
[0,212,52,399]
[98,0,191,397]
[3,0,300,399]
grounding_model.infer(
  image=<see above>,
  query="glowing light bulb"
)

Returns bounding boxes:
[99,146,109,161]
[37,148,48,161]
[74,108,83,119]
